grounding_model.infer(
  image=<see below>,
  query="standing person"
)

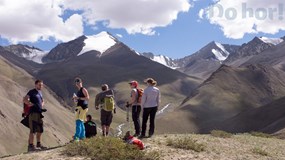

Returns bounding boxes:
[128,80,142,137]
[72,77,89,141]
[139,78,160,139]
[95,84,116,136]
[23,79,47,152]
[84,115,97,138]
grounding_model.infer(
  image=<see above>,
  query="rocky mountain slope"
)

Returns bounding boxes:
[157,64,285,134]
[0,55,74,156]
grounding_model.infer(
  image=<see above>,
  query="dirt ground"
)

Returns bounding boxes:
[2,134,285,160]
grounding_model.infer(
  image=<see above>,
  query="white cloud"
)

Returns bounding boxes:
[198,9,204,19]
[61,0,191,35]
[201,0,285,39]
[0,0,191,44]
[0,0,83,43]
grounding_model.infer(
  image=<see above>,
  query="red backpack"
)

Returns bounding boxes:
[23,103,31,117]
[136,88,143,103]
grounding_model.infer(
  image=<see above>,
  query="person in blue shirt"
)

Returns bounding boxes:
[23,79,47,152]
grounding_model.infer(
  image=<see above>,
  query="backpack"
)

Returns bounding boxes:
[23,103,31,117]
[136,88,144,103]
[104,96,115,111]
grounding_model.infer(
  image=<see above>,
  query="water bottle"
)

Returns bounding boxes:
[73,93,78,103]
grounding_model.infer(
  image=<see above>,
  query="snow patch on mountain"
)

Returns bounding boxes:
[259,37,284,45]
[212,49,226,61]
[140,52,178,69]
[23,48,47,64]
[78,32,116,56]
[151,55,178,69]
[153,55,169,66]
[211,42,230,61]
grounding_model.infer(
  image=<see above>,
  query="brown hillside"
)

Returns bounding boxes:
[0,56,74,156]
[220,96,285,134]
[157,64,285,134]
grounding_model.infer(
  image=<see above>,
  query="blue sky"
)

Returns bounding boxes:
[0,0,285,59]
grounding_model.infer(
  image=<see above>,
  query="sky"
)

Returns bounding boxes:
[0,0,285,59]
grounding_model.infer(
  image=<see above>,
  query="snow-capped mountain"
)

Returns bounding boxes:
[42,32,118,63]
[165,41,239,79]
[78,31,117,56]
[141,41,239,78]
[211,42,231,61]
[259,37,284,45]
[225,37,275,66]
[176,41,239,67]
[140,52,178,69]
[4,44,47,64]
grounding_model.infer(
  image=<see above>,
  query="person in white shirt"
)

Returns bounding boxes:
[139,78,160,138]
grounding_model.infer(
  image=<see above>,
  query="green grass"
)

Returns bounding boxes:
[210,130,233,138]
[166,137,205,152]
[63,137,160,160]
[250,132,272,138]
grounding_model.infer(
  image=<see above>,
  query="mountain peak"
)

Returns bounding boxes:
[259,37,284,45]
[78,31,118,56]
[252,36,263,42]
[140,52,178,69]
[4,44,47,64]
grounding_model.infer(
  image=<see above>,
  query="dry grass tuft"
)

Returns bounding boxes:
[250,132,272,138]
[252,147,270,157]
[210,130,233,138]
[166,137,205,152]
[63,137,160,160]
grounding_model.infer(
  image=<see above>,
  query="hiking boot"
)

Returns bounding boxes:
[138,135,146,139]
[36,142,48,150]
[28,144,38,152]
[133,133,140,137]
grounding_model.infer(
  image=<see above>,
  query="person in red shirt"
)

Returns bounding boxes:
[123,131,144,150]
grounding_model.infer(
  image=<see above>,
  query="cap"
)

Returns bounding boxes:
[144,78,157,86]
[128,80,138,87]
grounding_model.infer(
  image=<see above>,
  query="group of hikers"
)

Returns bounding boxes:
[22,77,160,151]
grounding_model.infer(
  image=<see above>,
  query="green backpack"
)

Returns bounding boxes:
[104,96,115,111]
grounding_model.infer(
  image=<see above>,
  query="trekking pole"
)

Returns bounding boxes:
[126,102,131,131]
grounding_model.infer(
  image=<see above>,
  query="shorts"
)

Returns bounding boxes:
[100,109,113,126]
[75,106,88,121]
[29,112,43,133]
